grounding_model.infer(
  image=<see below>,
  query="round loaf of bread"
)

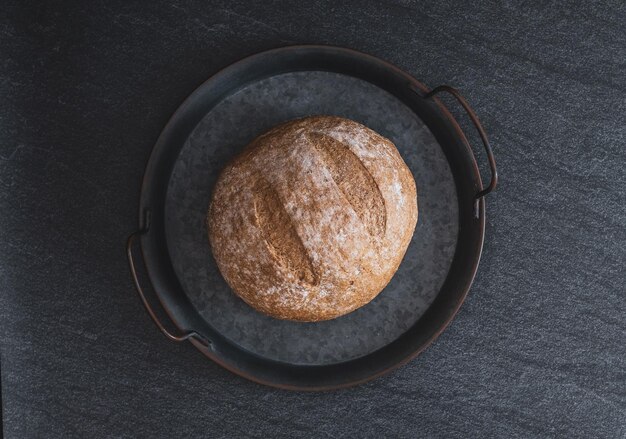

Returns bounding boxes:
[207,116,418,322]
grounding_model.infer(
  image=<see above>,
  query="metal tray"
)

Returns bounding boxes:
[127,45,497,390]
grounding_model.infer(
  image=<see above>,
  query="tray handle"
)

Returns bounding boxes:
[425,85,498,200]
[126,221,208,345]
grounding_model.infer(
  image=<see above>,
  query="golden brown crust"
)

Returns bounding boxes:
[207,116,418,322]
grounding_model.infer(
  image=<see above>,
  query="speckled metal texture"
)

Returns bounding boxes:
[165,71,458,364]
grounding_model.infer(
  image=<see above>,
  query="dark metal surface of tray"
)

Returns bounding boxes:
[127,45,497,390]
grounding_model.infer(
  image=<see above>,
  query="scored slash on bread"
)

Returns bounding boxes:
[307,132,387,238]
[253,175,319,286]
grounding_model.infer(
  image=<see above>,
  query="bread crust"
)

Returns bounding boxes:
[207,116,418,321]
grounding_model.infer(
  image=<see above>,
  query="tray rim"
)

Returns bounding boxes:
[133,44,488,390]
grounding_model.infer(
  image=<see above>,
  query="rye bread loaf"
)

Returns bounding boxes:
[207,116,418,321]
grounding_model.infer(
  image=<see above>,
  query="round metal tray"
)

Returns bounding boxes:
[127,45,497,390]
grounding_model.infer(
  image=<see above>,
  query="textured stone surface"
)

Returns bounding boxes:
[1,0,624,438]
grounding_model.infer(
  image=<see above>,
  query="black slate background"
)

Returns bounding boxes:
[1,1,625,437]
